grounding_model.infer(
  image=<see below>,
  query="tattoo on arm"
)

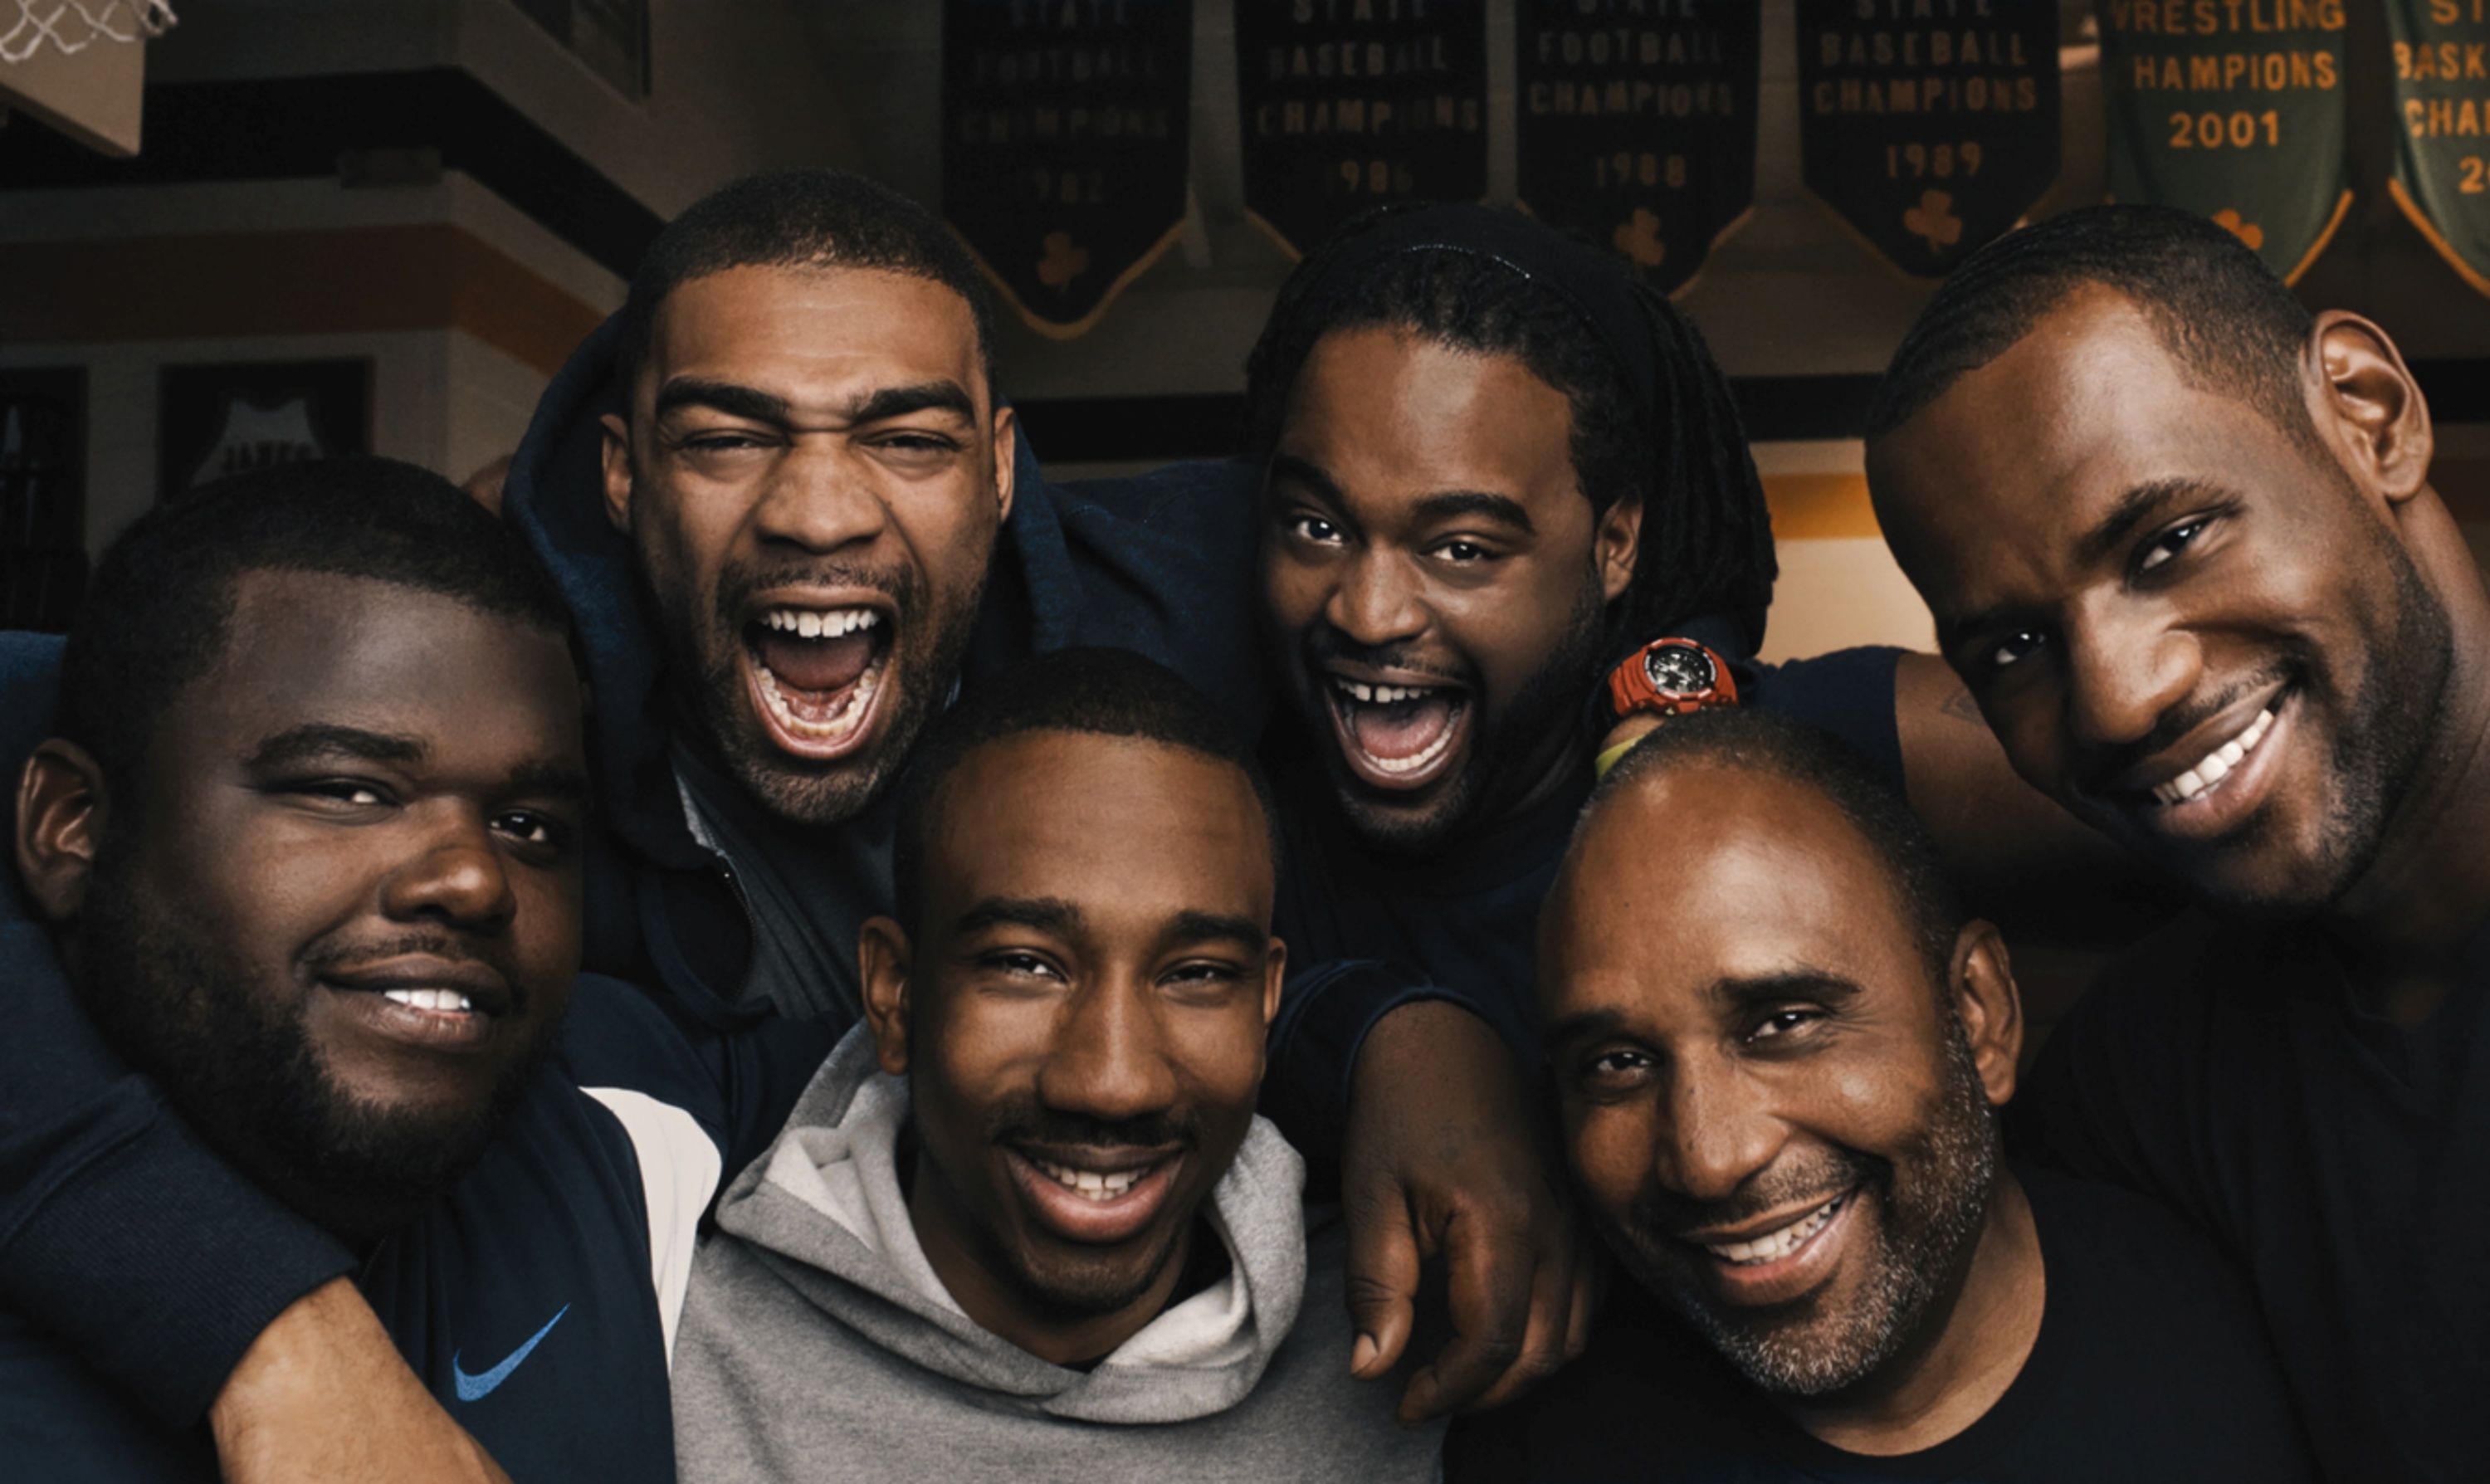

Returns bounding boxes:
[1941,686,1984,725]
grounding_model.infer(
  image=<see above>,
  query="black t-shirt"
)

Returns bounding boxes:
[2015,910,2490,1484]
[1446,1164,2316,1482]
[1271,647,1908,1067]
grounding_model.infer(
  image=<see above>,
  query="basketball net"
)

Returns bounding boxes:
[1,1,176,65]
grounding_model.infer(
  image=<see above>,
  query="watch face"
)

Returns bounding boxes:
[1644,643,1716,696]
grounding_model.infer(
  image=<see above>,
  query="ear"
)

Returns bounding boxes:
[1258,937,1287,1030]
[598,412,636,536]
[2310,310,2434,509]
[1946,920,2023,1108]
[1596,496,1643,606]
[859,915,915,1076]
[15,740,108,924]
[990,403,1020,528]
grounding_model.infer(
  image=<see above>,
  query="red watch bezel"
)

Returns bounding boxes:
[1606,637,1739,719]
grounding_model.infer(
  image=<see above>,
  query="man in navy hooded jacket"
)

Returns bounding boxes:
[0,169,1582,1448]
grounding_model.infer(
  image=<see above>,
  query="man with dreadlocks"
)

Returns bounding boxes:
[1243,204,2123,1106]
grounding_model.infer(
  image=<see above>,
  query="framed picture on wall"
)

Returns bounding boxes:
[158,359,373,503]
[0,365,90,631]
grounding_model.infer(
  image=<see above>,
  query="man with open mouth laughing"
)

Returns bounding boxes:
[1866,206,2490,1482]
[1452,710,2312,1481]
[671,650,1445,1482]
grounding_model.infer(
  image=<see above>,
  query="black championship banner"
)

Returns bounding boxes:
[1796,0,2061,279]
[2099,0,2351,285]
[1236,0,1488,258]
[1515,1,1760,295]
[2387,2,2490,298]
[942,0,1191,339]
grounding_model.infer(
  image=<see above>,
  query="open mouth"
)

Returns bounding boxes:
[2114,684,2296,847]
[1322,673,1471,791]
[742,603,894,760]
[1005,1145,1184,1245]
[1676,1186,1863,1307]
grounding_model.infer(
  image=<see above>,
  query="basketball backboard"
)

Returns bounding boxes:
[0,2,176,158]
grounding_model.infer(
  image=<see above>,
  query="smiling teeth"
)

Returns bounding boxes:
[1705,1194,1844,1267]
[382,989,474,1013]
[761,608,880,639]
[2152,705,2277,807]
[1030,1156,1145,1203]
[1333,678,1439,706]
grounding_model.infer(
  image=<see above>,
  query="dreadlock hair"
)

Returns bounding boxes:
[1242,204,1777,657]
[58,457,576,792]
[616,168,998,395]
[888,647,1283,937]
[1868,203,2317,454]
[1588,708,1965,981]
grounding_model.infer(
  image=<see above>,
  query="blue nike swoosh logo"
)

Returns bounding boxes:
[453,1305,569,1402]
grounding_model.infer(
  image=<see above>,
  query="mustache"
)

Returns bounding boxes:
[300,931,497,975]
[1633,1148,1883,1243]
[716,559,921,627]
[2073,657,2297,797]
[1300,628,1471,690]
[986,1100,1201,1155]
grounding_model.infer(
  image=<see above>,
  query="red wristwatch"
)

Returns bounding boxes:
[1606,637,1739,720]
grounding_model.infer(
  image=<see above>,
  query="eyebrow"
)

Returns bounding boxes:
[954,896,1081,936]
[1544,1005,1631,1052]
[1413,490,1535,534]
[1168,910,1269,952]
[1708,970,1865,1011]
[2073,476,2223,570]
[246,724,425,772]
[1267,456,1534,533]
[1938,476,2228,652]
[502,759,592,804]
[651,378,977,428]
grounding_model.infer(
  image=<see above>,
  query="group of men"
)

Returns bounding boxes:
[0,168,2476,1482]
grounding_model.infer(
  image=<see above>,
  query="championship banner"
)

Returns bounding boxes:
[1515,0,1760,295]
[941,0,1191,339]
[2098,0,2350,285]
[1235,0,1488,258]
[2386,1,2490,299]
[1794,0,2060,279]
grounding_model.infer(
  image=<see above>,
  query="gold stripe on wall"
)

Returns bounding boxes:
[0,225,606,376]
[1761,472,1881,540]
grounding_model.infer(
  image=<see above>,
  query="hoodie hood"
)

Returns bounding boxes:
[701,1028,1307,1425]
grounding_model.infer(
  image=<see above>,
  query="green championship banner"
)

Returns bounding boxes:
[942,0,1192,339]
[2098,0,2351,285]
[1795,0,2061,279]
[2387,1,2490,298]
[1236,0,1488,258]
[1514,0,1760,295]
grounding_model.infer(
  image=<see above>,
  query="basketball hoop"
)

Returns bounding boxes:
[1,1,176,66]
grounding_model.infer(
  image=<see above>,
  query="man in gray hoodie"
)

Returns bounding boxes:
[670,647,1447,1482]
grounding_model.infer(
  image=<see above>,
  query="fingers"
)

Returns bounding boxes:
[1453,1203,1581,1414]
[1343,1184,1423,1381]
[1397,1203,1545,1422]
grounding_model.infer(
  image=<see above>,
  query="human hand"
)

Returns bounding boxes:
[1340,1000,1594,1422]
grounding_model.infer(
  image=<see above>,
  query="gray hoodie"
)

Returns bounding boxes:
[671,1029,1446,1482]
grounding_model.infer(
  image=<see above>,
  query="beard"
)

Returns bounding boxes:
[1310,565,1609,856]
[73,845,549,1243]
[647,550,986,829]
[2221,527,2452,918]
[1607,1012,1999,1399]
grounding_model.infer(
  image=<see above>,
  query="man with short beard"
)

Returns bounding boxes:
[0,461,827,1482]
[671,649,1445,1482]
[1865,204,2490,1482]
[1451,710,2311,1480]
